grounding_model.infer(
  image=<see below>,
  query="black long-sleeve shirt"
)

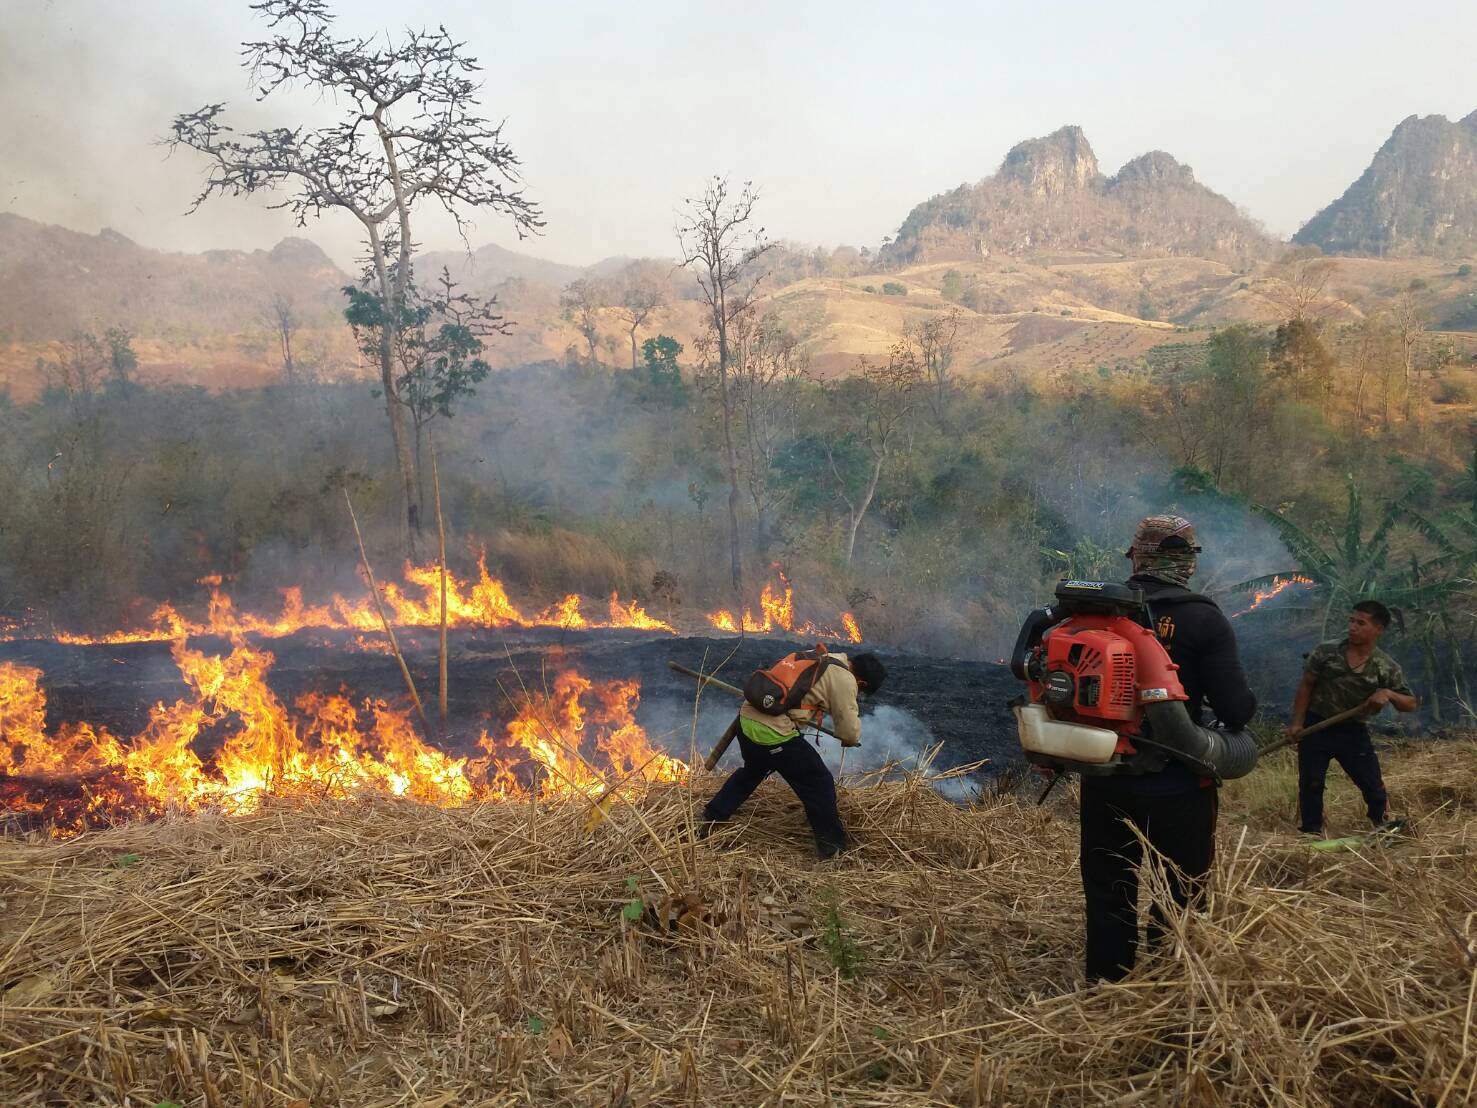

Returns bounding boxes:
[1088,575,1258,795]
[1134,576,1257,731]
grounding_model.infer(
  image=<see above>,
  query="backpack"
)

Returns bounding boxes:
[743,646,837,715]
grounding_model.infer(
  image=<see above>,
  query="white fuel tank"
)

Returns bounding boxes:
[1013,703,1119,765]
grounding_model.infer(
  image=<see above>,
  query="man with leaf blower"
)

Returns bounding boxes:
[700,646,887,858]
[1011,515,1258,982]
[1081,516,1258,981]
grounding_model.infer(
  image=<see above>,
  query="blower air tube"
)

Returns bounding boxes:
[1142,701,1259,781]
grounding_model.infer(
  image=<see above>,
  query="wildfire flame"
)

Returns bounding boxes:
[1233,575,1316,618]
[708,570,863,644]
[1,643,686,834]
[0,552,674,645]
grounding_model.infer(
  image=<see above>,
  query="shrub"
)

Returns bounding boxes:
[881,282,907,296]
[1458,264,1473,278]
[940,270,965,301]
[1433,372,1477,406]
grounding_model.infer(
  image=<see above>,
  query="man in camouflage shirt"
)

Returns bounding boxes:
[1288,600,1418,834]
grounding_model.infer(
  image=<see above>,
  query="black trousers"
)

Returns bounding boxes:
[1297,713,1388,832]
[702,725,848,856]
[1080,782,1217,982]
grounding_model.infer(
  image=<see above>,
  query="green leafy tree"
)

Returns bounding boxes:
[104,327,139,390]
[641,335,682,381]
[1270,317,1335,401]
[345,268,503,521]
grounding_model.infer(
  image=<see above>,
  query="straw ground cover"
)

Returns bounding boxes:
[2,741,1474,1106]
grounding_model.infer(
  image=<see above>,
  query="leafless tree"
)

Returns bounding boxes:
[1259,246,1339,322]
[731,312,810,555]
[826,342,923,566]
[1349,312,1391,427]
[677,177,773,594]
[1394,290,1427,421]
[614,262,668,370]
[559,278,606,366]
[263,292,299,384]
[904,308,961,423]
[42,332,108,421]
[168,0,541,552]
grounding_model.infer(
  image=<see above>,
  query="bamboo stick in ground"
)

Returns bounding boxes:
[431,437,449,735]
[343,487,434,742]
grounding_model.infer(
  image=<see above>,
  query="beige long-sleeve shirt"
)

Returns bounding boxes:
[738,651,862,746]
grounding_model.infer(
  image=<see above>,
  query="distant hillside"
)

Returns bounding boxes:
[0,213,350,343]
[884,126,1275,266]
[1294,111,1477,258]
[417,241,603,296]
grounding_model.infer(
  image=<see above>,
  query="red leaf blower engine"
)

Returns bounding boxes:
[1009,581,1258,781]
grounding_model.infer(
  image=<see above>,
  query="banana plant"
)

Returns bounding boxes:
[1237,479,1408,633]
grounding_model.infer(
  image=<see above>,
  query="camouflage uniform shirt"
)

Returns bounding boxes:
[1305,639,1412,719]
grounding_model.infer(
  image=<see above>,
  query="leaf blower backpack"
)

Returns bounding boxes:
[744,646,836,716]
[1008,581,1258,781]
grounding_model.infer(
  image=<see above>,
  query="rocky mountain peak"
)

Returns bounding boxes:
[998,125,1101,196]
[1110,150,1196,189]
[1294,110,1477,257]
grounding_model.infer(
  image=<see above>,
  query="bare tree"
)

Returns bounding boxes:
[826,342,922,566]
[731,311,810,556]
[614,262,668,370]
[41,332,108,421]
[677,177,773,594]
[904,308,961,423]
[559,277,606,366]
[1394,290,1427,421]
[1349,312,1391,427]
[263,292,299,384]
[1259,246,1339,322]
[168,0,541,552]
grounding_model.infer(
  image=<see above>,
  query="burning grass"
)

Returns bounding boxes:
[1,743,1474,1105]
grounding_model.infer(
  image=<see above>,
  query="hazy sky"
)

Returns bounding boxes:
[4,0,1474,267]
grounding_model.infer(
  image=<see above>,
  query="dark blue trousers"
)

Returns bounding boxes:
[702,725,848,856]
[1297,713,1388,832]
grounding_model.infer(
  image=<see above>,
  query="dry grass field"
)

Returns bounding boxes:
[3,740,1473,1106]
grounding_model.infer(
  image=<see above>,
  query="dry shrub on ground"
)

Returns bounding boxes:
[1,744,1474,1106]
[487,526,640,600]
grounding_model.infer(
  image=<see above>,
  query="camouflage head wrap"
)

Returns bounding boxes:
[1126,514,1200,586]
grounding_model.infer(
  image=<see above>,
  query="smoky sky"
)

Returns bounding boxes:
[3,0,1476,268]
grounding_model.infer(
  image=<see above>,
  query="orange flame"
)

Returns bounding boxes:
[3,552,674,645]
[708,569,863,644]
[1,645,686,833]
[1233,575,1315,618]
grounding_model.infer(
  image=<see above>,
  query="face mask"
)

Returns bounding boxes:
[1131,548,1197,587]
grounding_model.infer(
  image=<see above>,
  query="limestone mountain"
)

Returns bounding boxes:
[885,126,1274,265]
[1294,111,1477,258]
